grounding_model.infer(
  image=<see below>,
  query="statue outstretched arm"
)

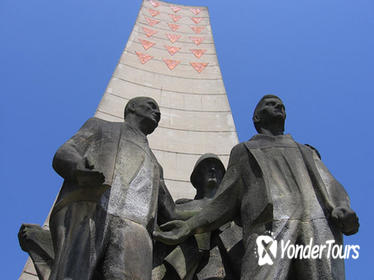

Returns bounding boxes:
[154,145,244,245]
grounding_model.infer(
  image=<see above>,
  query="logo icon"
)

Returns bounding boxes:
[256,234,278,266]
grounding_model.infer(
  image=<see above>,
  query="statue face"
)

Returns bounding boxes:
[134,98,161,130]
[200,160,224,189]
[257,97,286,123]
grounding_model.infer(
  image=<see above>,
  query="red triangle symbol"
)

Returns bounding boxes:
[150,1,160,8]
[163,59,180,70]
[190,8,201,15]
[145,16,160,26]
[191,17,202,24]
[142,27,158,38]
[148,8,160,17]
[170,6,181,13]
[190,49,206,59]
[168,23,180,32]
[165,45,181,56]
[170,14,182,22]
[139,39,155,50]
[190,36,205,45]
[167,33,181,43]
[191,62,208,73]
[191,26,205,34]
[136,51,153,64]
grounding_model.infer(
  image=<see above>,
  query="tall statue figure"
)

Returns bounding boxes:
[155,95,359,280]
[19,97,180,280]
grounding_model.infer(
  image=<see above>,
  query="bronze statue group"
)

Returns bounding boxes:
[19,95,359,280]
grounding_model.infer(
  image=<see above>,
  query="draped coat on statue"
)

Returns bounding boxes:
[49,117,175,280]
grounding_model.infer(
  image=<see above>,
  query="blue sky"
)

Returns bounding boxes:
[1,0,373,278]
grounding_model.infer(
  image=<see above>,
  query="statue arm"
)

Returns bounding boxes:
[157,177,177,224]
[154,144,245,245]
[52,118,98,181]
[311,149,350,209]
[311,148,359,235]
[155,178,242,244]
[157,168,197,224]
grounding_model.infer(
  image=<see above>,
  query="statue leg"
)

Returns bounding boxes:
[18,224,54,280]
[48,202,98,280]
[241,220,299,280]
[292,219,345,280]
[101,217,153,280]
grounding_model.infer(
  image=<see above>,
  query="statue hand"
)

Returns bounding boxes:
[153,220,191,245]
[331,207,359,235]
[75,157,105,187]
[18,224,42,251]
[83,155,96,170]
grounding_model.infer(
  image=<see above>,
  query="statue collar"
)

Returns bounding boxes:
[122,122,149,146]
[246,133,297,149]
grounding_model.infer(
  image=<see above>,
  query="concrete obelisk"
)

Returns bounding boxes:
[19,1,238,278]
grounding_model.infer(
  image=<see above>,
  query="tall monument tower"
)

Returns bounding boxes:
[19,1,238,279]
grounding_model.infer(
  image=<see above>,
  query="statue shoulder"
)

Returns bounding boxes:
[86,117,119,126]
[79,117,103,130]
[227,142,250,168]
[304,144,322,160]
[230,143,247,158]
[79,117,122,133]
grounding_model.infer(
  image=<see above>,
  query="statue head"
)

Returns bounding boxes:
[190,153,226,199]
[124,96,161,135]
[252,95,286,134]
